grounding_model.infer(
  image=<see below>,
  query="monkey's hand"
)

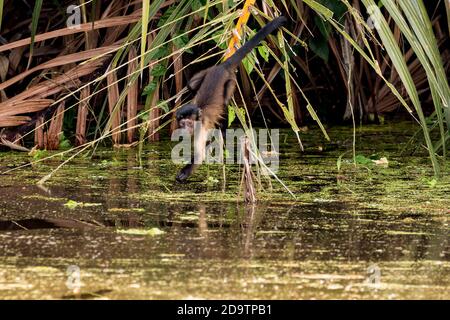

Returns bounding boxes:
[176,164,194,183]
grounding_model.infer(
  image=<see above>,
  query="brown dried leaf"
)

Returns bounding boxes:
[0,11,142,53]
[0,115,32,127]
[107,68,121,144]
[0,44,120,91]
[126,46,138,143]
[0,99,54,117]
[0,54,9,82]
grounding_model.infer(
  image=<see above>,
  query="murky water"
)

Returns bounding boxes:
[0,123,448,299]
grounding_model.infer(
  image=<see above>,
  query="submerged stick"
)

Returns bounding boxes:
[240,136,257,204]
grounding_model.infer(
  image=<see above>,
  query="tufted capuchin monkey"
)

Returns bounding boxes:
[175,16,287,182]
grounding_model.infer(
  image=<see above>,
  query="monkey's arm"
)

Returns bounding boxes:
[176,124,209,182]
[223,78,237,106]
[187,69,209,92]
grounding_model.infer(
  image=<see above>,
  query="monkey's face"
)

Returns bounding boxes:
[176,104,201,135]
[178,117,196,135]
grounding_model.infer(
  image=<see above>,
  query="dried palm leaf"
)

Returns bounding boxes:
[126,46,138,143]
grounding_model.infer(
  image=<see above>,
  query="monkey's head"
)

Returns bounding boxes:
[176,104,201,135]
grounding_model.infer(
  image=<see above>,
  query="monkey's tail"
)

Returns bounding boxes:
[223,16,287,69]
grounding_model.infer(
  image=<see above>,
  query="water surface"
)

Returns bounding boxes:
[0,123,448,299]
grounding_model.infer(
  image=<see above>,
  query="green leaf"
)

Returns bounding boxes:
[63,200,80,209]
[151,63,166,77]
[142,81,158,96]
[173,32,193,53]
[257,45,269,62]
[314,15,331,39]
[318,0,347,22]
[355,154,373,165]
[153,46,169,59]
[303,0,334,19]
[227,105,236,127]
[191,0,203,12]
[158,100,170,113]
[309,36,329,62]
[212,30,228,49]
[138,111,149,121]
[235,107,246,126]
[157,6,176,27]
[242,52,256,75]
[427,178,438,188]
[59,134,72,150]
[31,149,48,160]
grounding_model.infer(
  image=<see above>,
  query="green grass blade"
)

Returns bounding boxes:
[0,0,4,32]
[446,0,450,35]
[303,0,333,19]
[362,0,441,176]
[91,0,97,29]
[141,0,150,77]
[27,0,43,70]
[401,0,450,127]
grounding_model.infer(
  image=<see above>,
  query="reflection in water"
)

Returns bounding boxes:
[0,124,449,299]
[198,204,208,236]
[242,204,257,258]
[0,180,447,264]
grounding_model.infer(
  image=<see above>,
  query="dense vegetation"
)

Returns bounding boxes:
[0,0,448,177]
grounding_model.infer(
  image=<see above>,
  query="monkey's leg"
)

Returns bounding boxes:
[187,69,209,92]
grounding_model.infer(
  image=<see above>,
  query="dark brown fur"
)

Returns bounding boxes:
[176,16,287,182]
